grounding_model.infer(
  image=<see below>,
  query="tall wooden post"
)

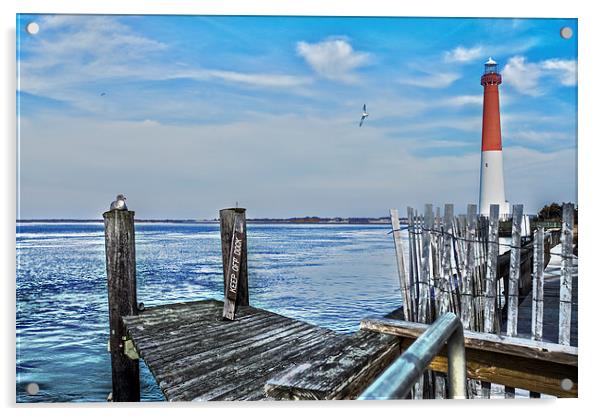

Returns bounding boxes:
[220,208,249,320]
[103,208,140,402]
[559,203,574,346]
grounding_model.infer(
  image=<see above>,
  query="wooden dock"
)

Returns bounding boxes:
[102,201,578,401]
[122,299,399,401]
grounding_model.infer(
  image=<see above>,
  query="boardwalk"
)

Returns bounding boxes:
[514,243,578,346]
[122,299,399,401]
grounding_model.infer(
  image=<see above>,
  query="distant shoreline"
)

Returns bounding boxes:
[17,217,397,225]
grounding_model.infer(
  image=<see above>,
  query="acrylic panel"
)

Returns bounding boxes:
[16,14,578,402]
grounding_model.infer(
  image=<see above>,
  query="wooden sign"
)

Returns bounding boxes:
[223,214,244,320]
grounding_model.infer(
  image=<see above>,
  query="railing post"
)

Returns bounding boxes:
[447,326,467,399]
[357,312,466,400]
[103,204,140,402]
[220,208,249,320]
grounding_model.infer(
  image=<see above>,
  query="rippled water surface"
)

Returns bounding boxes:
[16,222,402,402]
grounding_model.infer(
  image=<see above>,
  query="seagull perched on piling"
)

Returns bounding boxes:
[110,194,128,211]
[359,104,369,127]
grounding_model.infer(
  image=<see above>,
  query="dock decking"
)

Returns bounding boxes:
[515,248,578,346]
[122,299,399,401]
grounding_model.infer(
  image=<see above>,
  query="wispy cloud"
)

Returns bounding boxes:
[296,38,370,83]
[440,95,482,107]
[19,15,313,111]
[541,59,577,86]
[398,72,460,89]
[444,45,483,63]
[170,69,312,88]
[502,56,577,96]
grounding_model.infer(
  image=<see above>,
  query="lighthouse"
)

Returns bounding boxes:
[479,57,510,216]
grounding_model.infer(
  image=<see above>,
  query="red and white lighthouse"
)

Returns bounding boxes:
[479,57,509,216]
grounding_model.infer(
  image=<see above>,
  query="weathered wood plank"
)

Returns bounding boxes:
[360,317,577,365]
[264,331,400,400]
[194,330,342,401]
[166,325,328,401]
[136,313,290,365]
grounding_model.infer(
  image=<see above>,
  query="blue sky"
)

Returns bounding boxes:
[16,15,577,219]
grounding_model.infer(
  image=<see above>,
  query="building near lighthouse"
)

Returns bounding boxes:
[479,57,510,217]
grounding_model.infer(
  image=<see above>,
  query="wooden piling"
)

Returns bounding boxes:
[220,208,249,320]
[103,209,140,402]
[559,203,574,346]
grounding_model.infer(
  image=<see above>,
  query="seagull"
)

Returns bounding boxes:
[359,104,369,127]
[110,194,128,211]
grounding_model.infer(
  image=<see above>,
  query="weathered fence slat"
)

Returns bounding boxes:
[531,228,545,342]
[440,204,454,316]
[505,204,523,398]
[390,209,412,321]
[484,204,500,334]
[559,203,574,346]
[506,204,523,337]
[481,204,499,398]
[419,205,433,324]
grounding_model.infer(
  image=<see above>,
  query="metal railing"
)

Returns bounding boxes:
[358,312,467,400]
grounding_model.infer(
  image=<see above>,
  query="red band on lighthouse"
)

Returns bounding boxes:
[481,74,502,151]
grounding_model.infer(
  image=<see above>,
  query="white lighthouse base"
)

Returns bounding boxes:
[479,150,510,217]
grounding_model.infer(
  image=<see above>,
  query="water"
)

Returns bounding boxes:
[16,222,401,402]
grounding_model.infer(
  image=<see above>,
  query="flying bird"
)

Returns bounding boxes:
[100,92,106,96]
[359,104,369,127]
[110,194,128,211]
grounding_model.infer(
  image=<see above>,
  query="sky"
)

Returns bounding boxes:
[16,15,577,219]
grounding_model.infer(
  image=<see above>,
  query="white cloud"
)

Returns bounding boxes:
[18,15,313,112]
[541,59,577,86]
[296,38,370,83]
[444,46,483,63]
[440,95,482,107]
[399,72,460,89]
[18,106,576,218]
[502,56,542,96]
[502,56,577,96]
[173,69,312,88]
[507,130,572,144]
